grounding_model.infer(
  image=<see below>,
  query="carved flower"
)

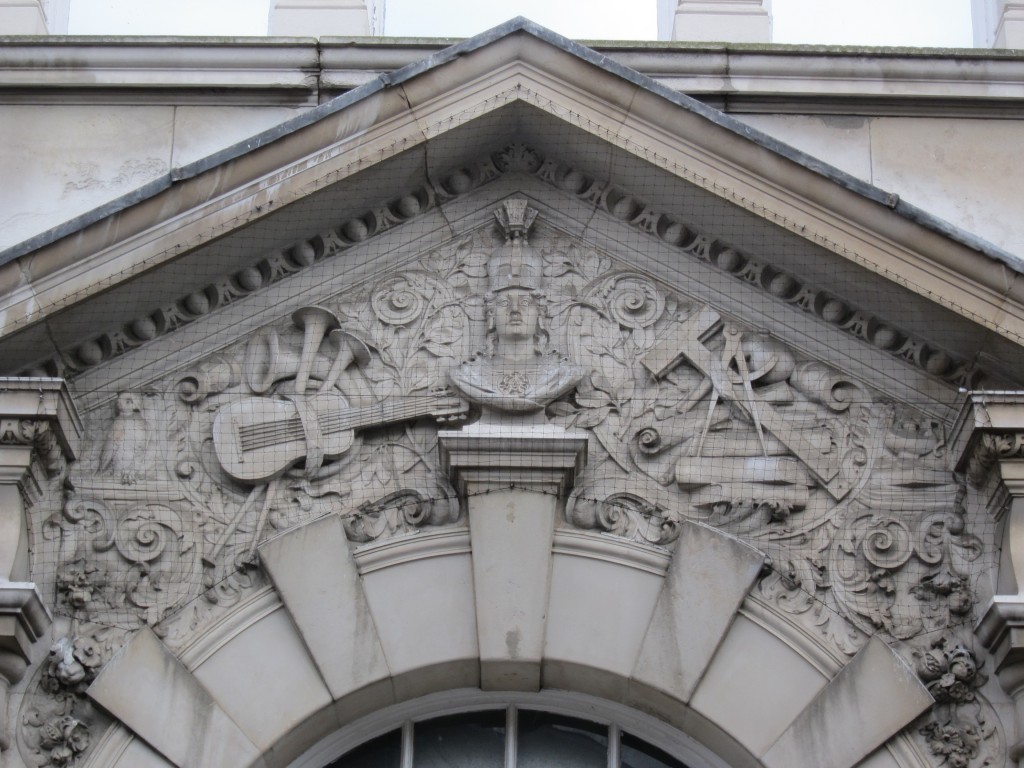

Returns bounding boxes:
[66,721,90,754]
[54,658,86,687]
[49,745,74,766]
[924,722,965,756]
[949,651,977,682]
[600,275,665,330]
[72,636,105,670]
[56,559,107,611]
[921,718,982,768]
[38,715,90,765]
[933,673,974,704]
[371,277,427,326]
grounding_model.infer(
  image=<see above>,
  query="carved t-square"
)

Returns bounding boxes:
[641,306,849,500]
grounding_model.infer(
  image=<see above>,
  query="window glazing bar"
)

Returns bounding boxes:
[608,723,621,768]
[401,720,414,768]
[505,705,518,768]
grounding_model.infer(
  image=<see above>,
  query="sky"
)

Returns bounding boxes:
[67,0,975,48]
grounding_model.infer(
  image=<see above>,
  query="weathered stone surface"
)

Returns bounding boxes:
[259,514,392,700]
[661,0,771,42]
[1,21,1020,768]
[468,489,555,692]
[87,628,262,768]
[689,615,828,756]
[762,637,933,768]
[632,521,764,703]
[0,106,174,251]
[191,607,333,752]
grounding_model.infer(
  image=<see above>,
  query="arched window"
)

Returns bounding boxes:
[293,691,732,768]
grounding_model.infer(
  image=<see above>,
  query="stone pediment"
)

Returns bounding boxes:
[0,22,1022,397]
[3,20,1022,768]
[26,190,997,766]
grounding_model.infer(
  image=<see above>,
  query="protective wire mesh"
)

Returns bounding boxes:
[18,88,1004,706]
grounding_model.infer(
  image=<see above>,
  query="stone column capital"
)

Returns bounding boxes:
[957,392,1024,759]
[0,582,50,665]
[0,378,81,584]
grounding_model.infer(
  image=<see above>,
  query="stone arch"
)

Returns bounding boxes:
[83,488,932,768]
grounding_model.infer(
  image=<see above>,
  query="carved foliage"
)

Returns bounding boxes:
[18,621,121,767]
[914,643,1002,768]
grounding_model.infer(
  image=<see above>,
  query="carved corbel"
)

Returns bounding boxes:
[953,391,1024,764]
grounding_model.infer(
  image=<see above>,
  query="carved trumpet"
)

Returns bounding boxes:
[244,329,333,394]
[320,329,371,393]
[291,306,341,395]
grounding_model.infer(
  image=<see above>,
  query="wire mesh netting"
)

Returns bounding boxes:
[11,92,1007,761]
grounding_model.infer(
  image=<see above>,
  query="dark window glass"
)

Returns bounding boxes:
[621,732,691,768]
[414,710,506,767]
[327,728,401,768]
[517,711,607,767]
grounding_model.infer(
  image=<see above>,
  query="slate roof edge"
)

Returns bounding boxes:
[2,16,1021,278]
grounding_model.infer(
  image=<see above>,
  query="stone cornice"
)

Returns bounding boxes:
[952,391,1024,487]
[438,423,589,498]
[27,145,987,395]
[0,582,51,662]
[0,377,82,467]
[3,37,1024,116]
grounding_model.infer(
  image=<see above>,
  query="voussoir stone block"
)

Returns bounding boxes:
[190,606,333,752]
[543,530,669,698]
[468,489,556,692]
[762,636,933,768]
[259,513,392,701]
[632,520,765,703]
[87,628,261,768]
[355,529,480,700]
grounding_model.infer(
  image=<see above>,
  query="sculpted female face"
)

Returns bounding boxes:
[492,289,540,343]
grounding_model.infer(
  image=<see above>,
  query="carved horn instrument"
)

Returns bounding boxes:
[291,306,341,395]
[320,329,371,393]
[243,329,334,394]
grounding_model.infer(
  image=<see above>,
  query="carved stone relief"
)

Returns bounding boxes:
[19,198,1005,767]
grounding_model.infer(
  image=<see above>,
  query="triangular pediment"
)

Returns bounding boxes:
[0,21,1021,410]
[12,24,1016,768]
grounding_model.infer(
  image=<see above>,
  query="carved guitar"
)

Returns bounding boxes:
[213,390,467,483]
